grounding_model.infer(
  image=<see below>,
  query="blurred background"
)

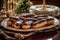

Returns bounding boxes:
[0,0,60,10]
[0,0,3,10]
[31,0,60,7]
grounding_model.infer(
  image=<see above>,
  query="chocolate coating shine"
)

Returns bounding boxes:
[24,18,35,20]
[9,16,19,21]
[15,20,23,26]
[19,13,35,18]
[24,20,33,25]
[35,14,48,18]
[33,20,46,25]
[47,18,54,21]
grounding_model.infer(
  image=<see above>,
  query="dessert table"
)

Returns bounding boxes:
[27,31,58,40]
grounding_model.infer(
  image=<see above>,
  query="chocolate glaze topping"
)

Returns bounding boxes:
[20,17,25,20]
[35,14,48,18]
[36,17,47,20]
[24,18,35,20]
[15,20,23,26]
[33,20,46,25]
[24,20,33,25]
[10,16,19,20]
[38,14,48,17]
[19,13,35,18]
[47,18,54,21]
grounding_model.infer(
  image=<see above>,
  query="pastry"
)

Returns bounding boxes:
[32,20,47,29]
[22,20,33,29]
[13,20,23,29]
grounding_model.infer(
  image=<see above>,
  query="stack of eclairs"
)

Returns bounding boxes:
[7,13,54,29]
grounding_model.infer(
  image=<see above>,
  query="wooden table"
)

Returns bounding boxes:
[26,19,60,40]
[0,27,60,40]
[26,31,60,40]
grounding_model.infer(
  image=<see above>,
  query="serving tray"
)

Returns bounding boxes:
[1,16,59,32]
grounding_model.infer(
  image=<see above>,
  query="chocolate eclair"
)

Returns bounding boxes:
[32,20,47,29]
[47,18,54,25]
[22,20,33,29]
[13,20,23,29]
